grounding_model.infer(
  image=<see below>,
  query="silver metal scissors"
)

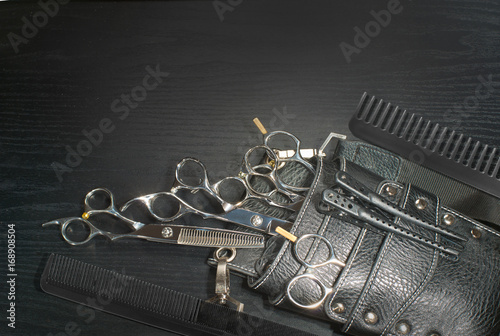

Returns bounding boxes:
[263,130,316,193]
[276,227,345,309]
[236,131,316,205]
[120,191,293,235]
[212,174,304,211]
[121,158,294,235]
[42,218,265,248]
[240,146,305,204]
[82,187,146,230]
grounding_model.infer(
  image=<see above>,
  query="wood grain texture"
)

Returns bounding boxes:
[0,1,499,335]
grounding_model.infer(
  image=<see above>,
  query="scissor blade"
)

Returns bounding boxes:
[131,224,265,248]
[220,209,293,235]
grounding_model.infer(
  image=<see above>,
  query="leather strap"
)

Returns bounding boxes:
[337,140,500,226]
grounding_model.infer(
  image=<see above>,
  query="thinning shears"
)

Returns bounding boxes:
[42,188,265,248]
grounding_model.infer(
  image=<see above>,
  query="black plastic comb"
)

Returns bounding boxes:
[40,254,315,336]
[349,92,500,199]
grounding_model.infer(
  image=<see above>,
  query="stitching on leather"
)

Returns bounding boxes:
[325,229,367,317]
[344,183,410,332]
[382,236,438,336]
[344,234,393,332]
[380,185,440,335]
[228,262,259,276]
[326,181,400,318]
[252,156,324,290]
[442,206,500,238]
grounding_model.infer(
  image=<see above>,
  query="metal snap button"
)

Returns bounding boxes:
[442,214,455,226]
[364,311,378,324]
[471,228,482,239]
[384,185,397,196]
[415,198,427,210]
[331,302,345,314]
[395,321,411,334]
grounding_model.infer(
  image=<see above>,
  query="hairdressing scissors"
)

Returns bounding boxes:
[263,131,316,193]
[121,191,293,235]
[121,158,294,235]
[81,187,146,230]
[240,146,305,204]
[212,174,304,211]
[42,218,265,248]
[238,131,316,203]
[276,227,345,309]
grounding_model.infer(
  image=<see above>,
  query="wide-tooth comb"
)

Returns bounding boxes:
[178,228,264,248]
[349,92,500,199]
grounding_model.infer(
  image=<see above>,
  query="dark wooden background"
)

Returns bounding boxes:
[1,1,499,335]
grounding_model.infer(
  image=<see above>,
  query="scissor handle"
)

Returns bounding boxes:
[244,145,279,176]
[43,217,99,246]
[174,157,209,188]
[43,217,131,246]
[84,187,116,212]
[212,176,249,208]
[121,191,213,223]
[264,130,302,152]
[214,175,303,211]
[242,161,304,205]
[287,273,333,309]
[84,188,144,231]
[173,157,228,205]
[293,234,345,269]
[244,146,295,194]
[264,131,315,172]
[264,131,315,192]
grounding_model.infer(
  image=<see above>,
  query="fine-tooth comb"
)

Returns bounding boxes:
[40,254,316,336]
[349,92,500,199]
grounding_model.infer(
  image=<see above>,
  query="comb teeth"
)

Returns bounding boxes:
[178,228,265,248]
[43,254,201,322]
[349,93,500,198]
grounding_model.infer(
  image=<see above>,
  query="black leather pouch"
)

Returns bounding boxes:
[212,145,500,336]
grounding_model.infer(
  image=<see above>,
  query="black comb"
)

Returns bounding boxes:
[40,254,315,336]
[349,92,500,199]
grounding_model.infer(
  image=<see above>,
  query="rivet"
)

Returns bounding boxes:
[395,321,411,335]
[161,227,173,238]
[427,333,440,336]
[415,198,427,210]
[331,302,345,314]
[471,228,482,239]
[251,215,263,227]
[364,311,378,324]
[384,185,397,196]
[442,214,455,226]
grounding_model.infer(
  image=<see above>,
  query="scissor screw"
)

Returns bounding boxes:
[82,212,90,219]
[161,227,173,238]
[251,215,263,227]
